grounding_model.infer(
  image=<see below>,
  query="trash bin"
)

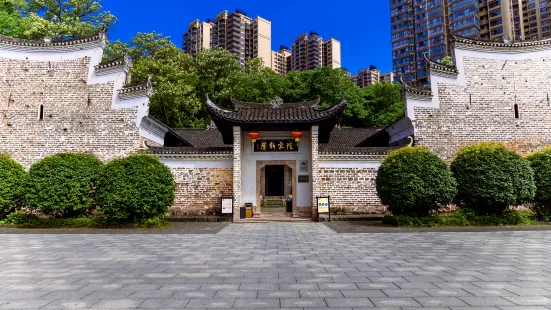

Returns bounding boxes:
[239,206,246,219]
[245,203,253,218]
[285,199,292,212]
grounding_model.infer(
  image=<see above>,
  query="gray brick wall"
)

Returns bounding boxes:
[170,167,233,216]
[318,167,386,214]
[0,57,142,168]
[415,56,551,161]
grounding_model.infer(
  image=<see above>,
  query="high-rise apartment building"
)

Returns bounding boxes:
[353,66,381,88]
[291,32,341,71]
[390,0,480,84]
[380,72,396,83]
[479,0,515,40]
[391,0,551,85]
[183,20,212,57]
[183,9,272,67]
[351,66,395,88]
[323,38,342,69]
[271,46,292,75]
[516,0,551,40]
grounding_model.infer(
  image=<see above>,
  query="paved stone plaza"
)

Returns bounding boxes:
[1,223,551,309]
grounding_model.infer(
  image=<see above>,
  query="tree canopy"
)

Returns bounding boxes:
[1,0,116,40]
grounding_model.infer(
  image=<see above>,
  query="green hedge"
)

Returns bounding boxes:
[451,143,535,215]
[0,213,169,228]
[96,155,175,221]
[383,210,535,227]
[0,154,27,218]
[26,153,103,217]
[376,147,457,217]
[527,148,551,220]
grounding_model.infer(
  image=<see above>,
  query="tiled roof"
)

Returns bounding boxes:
[424,54,458,77]
[148,146,233,155]
[206,94,347,124]
[320,128,382,149]
[95,54,132,73]
[150,126,395,156]
[400,75,432,100]
[171,128,230,148]
[0,27,107,50]
[452,32,551,52]
[118,76,153,100]
[318,146,397,156]
[231,97,321,110]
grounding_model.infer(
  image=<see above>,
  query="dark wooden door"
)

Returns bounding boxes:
[265,165,285,196]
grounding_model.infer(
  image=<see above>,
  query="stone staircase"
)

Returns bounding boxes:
[240,211,312,223]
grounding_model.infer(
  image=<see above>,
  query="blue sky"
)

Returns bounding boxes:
[102,0,392,74]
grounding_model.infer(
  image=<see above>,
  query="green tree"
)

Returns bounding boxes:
[0,0,25,37]
[344,83,405,127]
[132,46,204,128]
[196,47,241,107]
[233,58,289,103]
[14,0,116,40]
[283,67,354,107]
[102,32,174,61]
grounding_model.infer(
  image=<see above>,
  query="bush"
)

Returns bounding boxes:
[383,210,535,227]
[1,212,41,225]
[451,143,535,215]
[527,148,551,220]
[376,147,457,217]
[96,155,175,222]
[0,154,27,218]
[26,153,103,217]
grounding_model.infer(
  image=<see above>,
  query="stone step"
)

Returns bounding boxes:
[240,216,312,223]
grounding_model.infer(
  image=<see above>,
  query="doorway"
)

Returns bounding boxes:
[256,160,297,218]
[265,165,285,197]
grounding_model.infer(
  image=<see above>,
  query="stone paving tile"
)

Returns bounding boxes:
[370,297,422,307]
[280,298,327,308]
[43,299,100,309]
[185,298,235,308]
[2,223,551,309]
[137,298,190,309]
[91,298,145,309]
[458,297,516,307]
[233,298,280,308]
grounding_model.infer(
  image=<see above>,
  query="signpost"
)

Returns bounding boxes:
[221,197,234,222]
[316,196,330,222]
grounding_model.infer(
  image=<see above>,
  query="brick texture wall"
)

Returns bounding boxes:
[317,167,386,214]
[415,56,551,161]
[0,57,141,168]
[170,167,233,216]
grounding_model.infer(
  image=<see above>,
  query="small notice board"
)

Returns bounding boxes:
[317,196,331,222]
[221,197,234,214]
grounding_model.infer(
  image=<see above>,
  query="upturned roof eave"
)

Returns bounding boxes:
[205,93,348,125]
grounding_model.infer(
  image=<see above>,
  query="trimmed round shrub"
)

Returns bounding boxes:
[0,154,27,218]
[26,153,103,217]
[451,143,535,215]
[96,155,175,222]
[527,148,551,219]
[376,147,457,217]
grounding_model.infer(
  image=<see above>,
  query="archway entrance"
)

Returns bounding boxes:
[256,160,296,218]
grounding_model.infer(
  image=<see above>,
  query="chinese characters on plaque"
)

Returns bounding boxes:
[253,139,299,152]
